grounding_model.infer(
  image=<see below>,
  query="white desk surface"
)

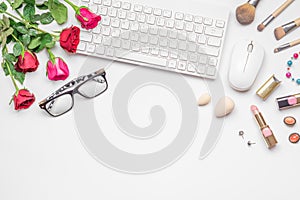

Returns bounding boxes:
[1,0,300,199]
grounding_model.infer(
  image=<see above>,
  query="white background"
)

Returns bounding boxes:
[1,0,300,199]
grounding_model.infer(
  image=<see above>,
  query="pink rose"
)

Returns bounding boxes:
[47,57,69,81]
[76,7,101,30]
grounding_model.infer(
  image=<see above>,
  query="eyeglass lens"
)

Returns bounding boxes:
[45,94,73,116]
[77,76,107,98]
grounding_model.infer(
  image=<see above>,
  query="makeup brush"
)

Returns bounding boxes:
[274,38,300,53]
[257,0,295,32]
[236,0,261,25]
[274,17,300,40]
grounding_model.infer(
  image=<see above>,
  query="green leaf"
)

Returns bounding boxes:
[24,0,35,5]
[40,12,54,24]
[2,61,9,76]
[35,33,52,52]
[13,43,23,57]
[23,4,35,21]
[28,28,37,36]
[0,2,7,13]
[45,40,55,48]
[31,14,41,22]
[3,27,14,37]
[48,0,68,25]
[4,53,17,62]
[3,15,10,27]
[7,61,25,84]
[36,2,48,10]
[15,25,28,34]
[12,0,24,9]
[28,36,41,49]
[20,34,30,46]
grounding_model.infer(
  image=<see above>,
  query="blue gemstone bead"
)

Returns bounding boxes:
[296,79,300,85]
[288,60,293,66]
[292,78,295,81]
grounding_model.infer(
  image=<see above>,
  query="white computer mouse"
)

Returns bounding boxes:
[228,39,264,91]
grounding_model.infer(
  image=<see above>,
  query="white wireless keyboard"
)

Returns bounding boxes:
[77,0,229,79]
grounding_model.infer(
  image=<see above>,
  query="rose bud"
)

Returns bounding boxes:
[14,50,39,73]
[76,7,101,30]
[47,57,69,81]
[13,89,35,110]
[59,26,80,53]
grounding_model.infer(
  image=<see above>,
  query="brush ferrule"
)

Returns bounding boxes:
[262,15,275,26]
[248,0,260,7]
[276,43,290,53]
[283,21,297,33]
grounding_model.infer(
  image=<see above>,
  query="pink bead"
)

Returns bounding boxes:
[286,72,292,78]
[294,53,299,59]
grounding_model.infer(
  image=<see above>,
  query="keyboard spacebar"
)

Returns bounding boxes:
[116,52,167,67]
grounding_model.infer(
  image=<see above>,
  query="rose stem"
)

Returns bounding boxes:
[46,48,56,63]
[5,0,24,20]
[5,62,19,92]
[64,0,79,11]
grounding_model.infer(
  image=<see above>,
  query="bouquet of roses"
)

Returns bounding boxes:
[0,0,101,110]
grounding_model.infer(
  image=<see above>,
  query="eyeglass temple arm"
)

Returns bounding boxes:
[39,69,105,106]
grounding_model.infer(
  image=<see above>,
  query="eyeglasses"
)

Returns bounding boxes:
[39,69,107,117]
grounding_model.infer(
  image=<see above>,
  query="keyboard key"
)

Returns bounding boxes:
[188,33,197,42]
[185,23,194,32]
[197,65,206,74]
[184,14,193,22]
[92,26,101,33]
[175,21,184,30]
[93,34,102,43]
[130,32,139,41]
[169,40,177,49]
[166,19,175,28]
[90,4,98,13]
[77,42,86,51]
[163,10,172,18]
[149,36,158,45]
[134,4,143,12]
[80,32,93,42]
[101,16,111,26]
[157,18,165,26]
[112,29,121,38]
[175,12,184,20]
[137,14,146,22]
[103,0,111,6]
[111,19,120,27]
[188,43,197,52]
[118,10,126,19]
[131,42,140,51]
[121,21,130,29]
[179,51,188,60]
[153,8,162,16]
[108,7,117,17]
[122,2,131,10]
[189,53,198,62]
[187,63,196,72]
[178,41,187,50]
[96,45,105,54]
[140,24,148,33]
[112,1,121,8]
[102,27,111,35]
[106,47,114,57]
[195,24,204,33]
[103,37,112,45]
[199,55,207,64]
[178,32,186,40]
[160,49,168,57]
[150,47,159,55]
[144,6,152,14]
[82,0,89,2]
[130,22,139,31]
[121,40,130,49]
[205,27,223,37]
[208,57,218,66]
[87,44,96,53]
[159,37,168,47]
[168,30,177,39]
[203,17,213,25]
[127,12,136,21]
[178,61,187,70]
[118,52,167,67]
[121,31,130,39]
[140,34,148,43]
[207,37,221,47]
[198,35,206,44]
[149,26,158,35]
[98,6,108,15]
[195,16,203,24]
[159,28,167,37]
[216,20,225,28]
[168,60,177,68]
[94,0,102,4]
[206,66,216,76]
[198,46,219,56]
[147,15,156,25]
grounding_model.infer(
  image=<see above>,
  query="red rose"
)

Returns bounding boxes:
[76,7,101,30]
[14,51,39,73]
[60,26,80,53]
[13,89,35,110]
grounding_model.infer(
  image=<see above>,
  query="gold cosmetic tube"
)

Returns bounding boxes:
[256,75,281,100]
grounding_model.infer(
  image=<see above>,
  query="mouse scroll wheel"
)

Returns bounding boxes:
[247,44,254,53]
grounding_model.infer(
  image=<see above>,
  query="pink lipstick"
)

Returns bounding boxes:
[251,105,277,148]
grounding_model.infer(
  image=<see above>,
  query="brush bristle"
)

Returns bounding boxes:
[257,24,265,32]
[274,27,286,40]
[236,3,256,25]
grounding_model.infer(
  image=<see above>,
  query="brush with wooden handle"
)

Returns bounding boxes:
[274,38,300,53]
[274,17,300,40]
[257,0,295,31]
